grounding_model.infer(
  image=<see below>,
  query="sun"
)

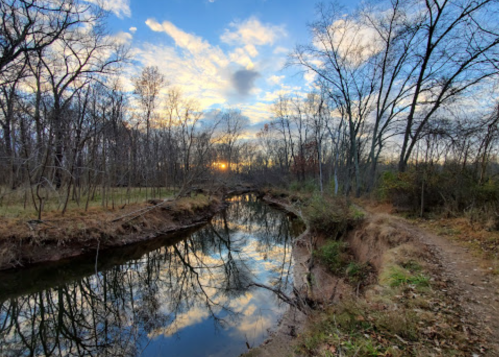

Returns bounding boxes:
[221,163,226,169]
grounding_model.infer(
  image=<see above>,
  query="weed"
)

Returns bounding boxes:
[387,266,430,288]
[315,241,350,275]
[289,179,318,194]
[304,194,351,238]
[346,262,371,283]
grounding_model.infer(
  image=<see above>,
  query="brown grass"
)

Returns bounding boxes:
[356,198,499,274]
[0,193,221,270]
[418,217,499,273]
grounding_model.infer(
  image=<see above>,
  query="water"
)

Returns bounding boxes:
[0,194,304,357]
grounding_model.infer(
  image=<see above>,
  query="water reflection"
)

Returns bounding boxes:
[0,194,304,357]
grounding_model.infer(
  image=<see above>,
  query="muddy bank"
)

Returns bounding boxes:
[0,187,255,271]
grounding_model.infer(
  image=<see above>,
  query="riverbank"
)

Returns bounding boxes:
[0,186,254,271]
[244,189,499,357]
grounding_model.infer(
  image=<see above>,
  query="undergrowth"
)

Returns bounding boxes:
[297,246,479,357]
[304,195,363,239]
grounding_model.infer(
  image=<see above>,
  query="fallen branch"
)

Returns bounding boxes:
[248,282,311,314]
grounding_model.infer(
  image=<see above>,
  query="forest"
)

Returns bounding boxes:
[0,0,498,222]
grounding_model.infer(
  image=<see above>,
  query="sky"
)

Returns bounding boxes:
[95,0,356,133]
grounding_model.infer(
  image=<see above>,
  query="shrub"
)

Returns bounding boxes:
[315,241,350,274]
[289,179,318,193]
[346,262,371,283]
[378,165,499,221]
[304,194,351,238]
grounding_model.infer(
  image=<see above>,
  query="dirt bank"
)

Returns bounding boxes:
[245,193,499,357]
[0,187,254,271]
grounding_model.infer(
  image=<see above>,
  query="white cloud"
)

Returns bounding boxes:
[236,102,272,125]
[304,70,316,87]
[245,45,258,57]
[273,46,288,55]
[314,18,382,67]
[221,17,286,47]
[147,19,211,54]
[229,48,254,70]
[133,19,233,109]
[260,86,307,103]
[86,0,131,18]
[129,26,137,34]
[127,18,294,125]
[267,75,284,86]
[112,31,133,44]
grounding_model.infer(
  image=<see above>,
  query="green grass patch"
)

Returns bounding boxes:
[385,266,430,288]
[346,262,371,283]
[314,241,350,275]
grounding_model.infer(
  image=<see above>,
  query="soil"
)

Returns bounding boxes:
[383,214,499,354]
[352,207,499,356]
[244,196,499,357]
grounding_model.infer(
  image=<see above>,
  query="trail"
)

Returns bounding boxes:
[371,211,499,355]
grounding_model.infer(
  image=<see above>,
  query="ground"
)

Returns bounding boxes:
[245,196,499,357]
[400,216,499,354]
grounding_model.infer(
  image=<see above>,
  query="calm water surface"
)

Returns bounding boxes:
[0,194,304,357]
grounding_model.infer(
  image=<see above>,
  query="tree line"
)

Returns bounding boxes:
[253,0,499,217]
[1,0,499,218]
[0,0,250,218]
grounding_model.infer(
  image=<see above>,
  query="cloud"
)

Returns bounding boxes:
[129,27,137,34]
[221,17,286,47]
[132,42,229,108]
[267,75,284,86]
[146,19,212,54]
[304,70,316,87]
[229,48,254,70]
[245,45,258,57]
[86,0,131,18]
[314,18,382,67]
[273,46,288,55]
[128,18,291,125]
[232,69,260,96]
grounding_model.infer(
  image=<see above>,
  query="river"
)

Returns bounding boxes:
[0,194,304,357]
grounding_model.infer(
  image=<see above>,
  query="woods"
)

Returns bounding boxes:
[0,0,498,220]
[261,0,499,218]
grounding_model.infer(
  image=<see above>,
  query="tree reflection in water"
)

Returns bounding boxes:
[0,194,304,357]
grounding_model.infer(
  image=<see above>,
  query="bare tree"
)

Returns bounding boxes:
[0,0,90,80]
[397,0,499,172]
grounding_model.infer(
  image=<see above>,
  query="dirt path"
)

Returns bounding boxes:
[374,212,499,355]
[246,197,499,356]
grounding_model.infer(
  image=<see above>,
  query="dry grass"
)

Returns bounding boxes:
[174,194,218,213]
[0,192,221,270]
[296,241,477,357]
[0,192,215,244]
[418,217,499,274]
[0,186,174,219]
[356,198,499,274]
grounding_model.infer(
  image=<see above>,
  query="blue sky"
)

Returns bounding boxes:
[94,0,356,130]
